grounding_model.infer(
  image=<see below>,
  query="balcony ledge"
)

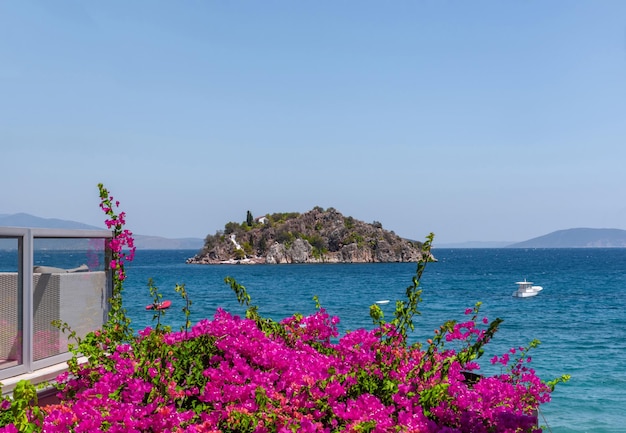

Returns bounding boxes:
[1,356,88,398]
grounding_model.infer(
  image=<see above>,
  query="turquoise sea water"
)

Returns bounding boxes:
[121,248,626,433]
[3,248,625,432]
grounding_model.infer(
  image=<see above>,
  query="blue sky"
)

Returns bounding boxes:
[1,1,625,244]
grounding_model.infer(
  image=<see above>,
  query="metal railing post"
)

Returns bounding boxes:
[22,229,34,372]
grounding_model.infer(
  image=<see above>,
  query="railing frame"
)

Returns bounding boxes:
[0,227,112,385]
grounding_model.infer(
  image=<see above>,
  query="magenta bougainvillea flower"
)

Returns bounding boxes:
[0,185,566,433]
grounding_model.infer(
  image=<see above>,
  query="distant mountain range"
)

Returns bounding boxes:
[437,228,626,248]
[0,213,204,250]
[2,213,625,249]
[435,241,514,249]
[505,228,626,248]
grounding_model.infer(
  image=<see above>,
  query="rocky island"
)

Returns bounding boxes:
[187,207,429,264]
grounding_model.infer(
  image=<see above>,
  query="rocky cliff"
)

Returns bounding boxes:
[187,207,428,264]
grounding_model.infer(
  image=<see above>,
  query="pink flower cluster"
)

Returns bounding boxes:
[17,307,550,433]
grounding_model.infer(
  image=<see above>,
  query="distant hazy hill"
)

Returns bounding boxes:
[506,228,626,248]
[0,213,203,250]
[434,241,513,249]
[0,213,101,231]
[131,236,204,250]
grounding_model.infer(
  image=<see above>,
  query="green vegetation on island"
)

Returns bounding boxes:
[188,207,427,264]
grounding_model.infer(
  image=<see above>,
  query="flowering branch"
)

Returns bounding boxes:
[97,183,135,344]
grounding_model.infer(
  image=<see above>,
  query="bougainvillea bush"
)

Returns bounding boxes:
[0,185,568,433]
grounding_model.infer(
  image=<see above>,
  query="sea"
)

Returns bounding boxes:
[4,248,626,432]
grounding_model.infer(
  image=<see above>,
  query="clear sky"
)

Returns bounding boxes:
[1,1,625,245]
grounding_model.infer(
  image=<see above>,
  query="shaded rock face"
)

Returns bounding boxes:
[187,207,427,265]
[265,243,287,264]
[289,238,312,263]
[339,243,371,263]
[265,239,312,264]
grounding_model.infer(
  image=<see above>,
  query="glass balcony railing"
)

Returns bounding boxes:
[0,227,112,385]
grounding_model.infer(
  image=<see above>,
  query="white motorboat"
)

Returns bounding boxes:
[513,280,543,298]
